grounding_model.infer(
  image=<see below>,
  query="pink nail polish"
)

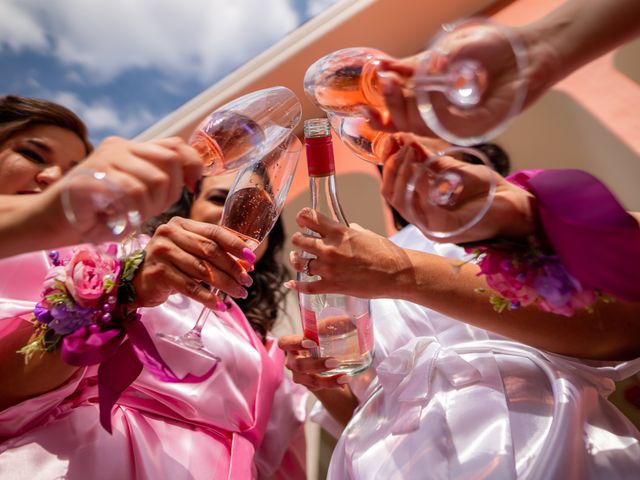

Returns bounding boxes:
[242,248,256,263]
[215,301,228,312]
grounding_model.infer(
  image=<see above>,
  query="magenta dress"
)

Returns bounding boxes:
[0,250,306,480]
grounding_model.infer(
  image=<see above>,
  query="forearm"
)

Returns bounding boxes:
[390,250,640,361]
[0,192,80,259]
[312,386,359,427]
[521,0,640,106]
[0,319,79,410]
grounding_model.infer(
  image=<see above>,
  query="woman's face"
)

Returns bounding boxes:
[190,174,269,262]
[0,124,86,195]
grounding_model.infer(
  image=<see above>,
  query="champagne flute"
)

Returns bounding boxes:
[328,114,497,239]
[156,134,302,359]
[191,86,301,176]
[304,17,527,146]
[60,86,302,239]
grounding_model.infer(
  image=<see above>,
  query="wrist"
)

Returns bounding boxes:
[0,192,79,258]
[518,22,565,108]
[494,184,539,239]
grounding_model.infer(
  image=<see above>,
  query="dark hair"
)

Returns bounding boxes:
[0,95,92,154]
[461,143,510,177]
[144,187,288,344]
[379,142,511,230]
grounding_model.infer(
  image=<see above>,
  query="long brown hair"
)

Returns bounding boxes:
[0,95,91,154]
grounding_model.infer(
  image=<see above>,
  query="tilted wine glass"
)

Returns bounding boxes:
[328,114,497,239]
[304,17,527,146]
[156,134,302,359]
[60,86,301,242]
[190,86,302,176]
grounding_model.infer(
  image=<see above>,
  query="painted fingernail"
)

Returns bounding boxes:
[215,301,228,312]
[242,248,256,263]
[299,208,312,218]
[283,281,295,290]
[301,339,317,349]
[239,288,248,299]
[324,359,340,369]
[241,274,253,287]
[337,376,350,385]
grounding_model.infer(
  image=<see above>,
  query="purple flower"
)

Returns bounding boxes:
[48,302,96,335]
[34,302,53,325]
[534,262,574,306]
[48,250,61,266]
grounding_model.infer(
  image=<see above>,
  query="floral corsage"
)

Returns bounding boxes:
[467,238,608,317]
[18,244,216,433]
[19,245,145,360]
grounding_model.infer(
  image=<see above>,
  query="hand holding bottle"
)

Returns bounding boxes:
[287,208,412,299]
[278,334,348,390]
[295,118,373,377]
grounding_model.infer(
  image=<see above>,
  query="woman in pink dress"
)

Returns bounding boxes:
[0,95,305,479]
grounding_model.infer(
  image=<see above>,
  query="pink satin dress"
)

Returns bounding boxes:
[0,249,306,480]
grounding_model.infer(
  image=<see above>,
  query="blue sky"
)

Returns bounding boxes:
[0,0,337,144]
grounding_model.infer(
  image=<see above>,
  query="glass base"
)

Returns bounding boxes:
[318,350,374,377]
[156,331,222,362]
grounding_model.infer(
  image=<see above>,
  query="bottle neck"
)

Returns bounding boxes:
[309,173,348,226]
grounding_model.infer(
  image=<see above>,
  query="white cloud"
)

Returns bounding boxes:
[51,91,156,138]
[0,1,48,51]
[1,0,300,84]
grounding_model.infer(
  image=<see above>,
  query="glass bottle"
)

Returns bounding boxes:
[298,118,374,376]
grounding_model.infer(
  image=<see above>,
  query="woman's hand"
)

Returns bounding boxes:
[132,217,255,308]
[362,55,436,137]
[279,334,360,426]
[44,136,203,245]
[380,133,537,244]
[278,334,347,390]
[364,25,538,139]
[286,208,413,298]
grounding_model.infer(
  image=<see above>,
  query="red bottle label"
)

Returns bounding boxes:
[301,307,320,344]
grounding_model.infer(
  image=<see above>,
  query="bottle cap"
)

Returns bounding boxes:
[304,118,335,176]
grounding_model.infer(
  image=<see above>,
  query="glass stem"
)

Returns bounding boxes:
[186,305,215,340]
[411,73,453,94]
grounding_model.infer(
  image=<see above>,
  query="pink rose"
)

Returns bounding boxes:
[65,248,120,307]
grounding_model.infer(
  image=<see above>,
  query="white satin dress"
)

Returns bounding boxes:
[319,226,640,480]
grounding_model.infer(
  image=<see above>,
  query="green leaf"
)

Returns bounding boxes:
[489,295,511,314]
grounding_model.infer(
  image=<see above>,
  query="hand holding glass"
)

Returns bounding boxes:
[304,18,527,146]
[156,135,302,359]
